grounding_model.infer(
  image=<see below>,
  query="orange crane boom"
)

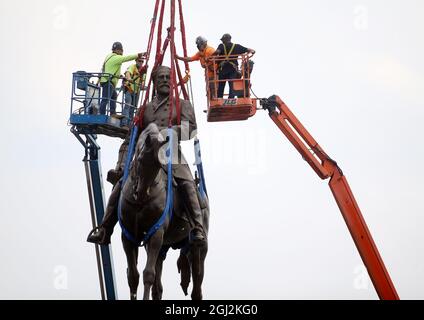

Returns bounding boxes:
[261,95,399,300]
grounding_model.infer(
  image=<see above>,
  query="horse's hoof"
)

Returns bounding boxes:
[191,293,202,301]
[130,294,137,300]
[152,293,163,300]
[181,285,189,296]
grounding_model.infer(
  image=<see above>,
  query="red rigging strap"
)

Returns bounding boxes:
[178,0,190,73]
[174,44,189,100]
[168,0,181,126]
[155,0,166,64]
[136,0,159,91]
[176,0,190,100]
[167,0,175,127]
[137,0,166,129]
[136,0,159,109]
[145,0,161,62]
[137,36,172,129]
[136,0,185,129]
[147,31,171,105]
[158,30,171,67]
[146,27,170,106]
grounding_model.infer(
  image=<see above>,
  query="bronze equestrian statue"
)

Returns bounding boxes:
[120,122,209,300]
[87,66,208,299]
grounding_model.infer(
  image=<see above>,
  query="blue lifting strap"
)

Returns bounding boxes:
[117,125,140,245]
[117,126,174,247]
[142,127,174,244]
[194,138,208,199]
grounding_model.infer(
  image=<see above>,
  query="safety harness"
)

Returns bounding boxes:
[100,53,121,85]
[220,43,237,71]
[124,65,145,94]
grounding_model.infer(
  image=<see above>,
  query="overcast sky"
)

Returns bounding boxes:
[0,0,423,300]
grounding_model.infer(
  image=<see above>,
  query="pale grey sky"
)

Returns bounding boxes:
[0,0,423,299]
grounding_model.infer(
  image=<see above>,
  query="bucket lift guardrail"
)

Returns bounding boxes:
[205,53,257,122]
[207,53,253,100]
[70,71,139,138]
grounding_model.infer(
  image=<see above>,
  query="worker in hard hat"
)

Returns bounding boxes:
[99,42,146,116]
[176,36,217,98]
[122,56,148,126]
[212,34,255,99]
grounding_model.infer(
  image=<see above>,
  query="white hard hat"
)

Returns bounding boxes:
[195,36,207,46]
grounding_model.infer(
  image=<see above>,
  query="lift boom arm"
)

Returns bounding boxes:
[261,95,399,300]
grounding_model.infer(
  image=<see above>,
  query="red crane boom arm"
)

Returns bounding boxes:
[261,95,399,300]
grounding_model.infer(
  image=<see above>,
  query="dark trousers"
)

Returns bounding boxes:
[101,182,121,233]
[100,82,117,115]
[208,76,216,99]
[217,69,238,99]
[176,179,204,231]
[123,91,140,125]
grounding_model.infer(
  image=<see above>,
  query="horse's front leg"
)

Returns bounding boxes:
[122,233,140,300]
[177,251,191,296]
[143,229,164,300]
[152,253,165,300]
[190,241,208,300]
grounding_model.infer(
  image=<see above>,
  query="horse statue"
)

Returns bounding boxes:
[119,123,209,300]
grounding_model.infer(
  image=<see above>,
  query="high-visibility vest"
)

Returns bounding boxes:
[220,43,237,71]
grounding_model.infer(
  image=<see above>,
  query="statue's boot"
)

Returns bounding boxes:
[87,226,112,245]
[107,138,129,185]
[179,180,206,243]
[86,183,121,245]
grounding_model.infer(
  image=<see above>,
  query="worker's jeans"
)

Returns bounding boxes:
[123,91,139,126]
[100,82,117,115]
[218,69,238,99]
[208,76,216,99]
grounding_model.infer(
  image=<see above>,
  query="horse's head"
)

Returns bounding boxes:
[135,123,165,172]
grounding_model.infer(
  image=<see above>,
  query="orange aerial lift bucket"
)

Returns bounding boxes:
[205,53,257,122]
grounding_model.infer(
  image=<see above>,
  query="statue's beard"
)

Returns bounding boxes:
[157,83,170,96]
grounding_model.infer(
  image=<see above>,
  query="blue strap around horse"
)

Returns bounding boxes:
[117,126,174,247]
[194,138,208,199]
